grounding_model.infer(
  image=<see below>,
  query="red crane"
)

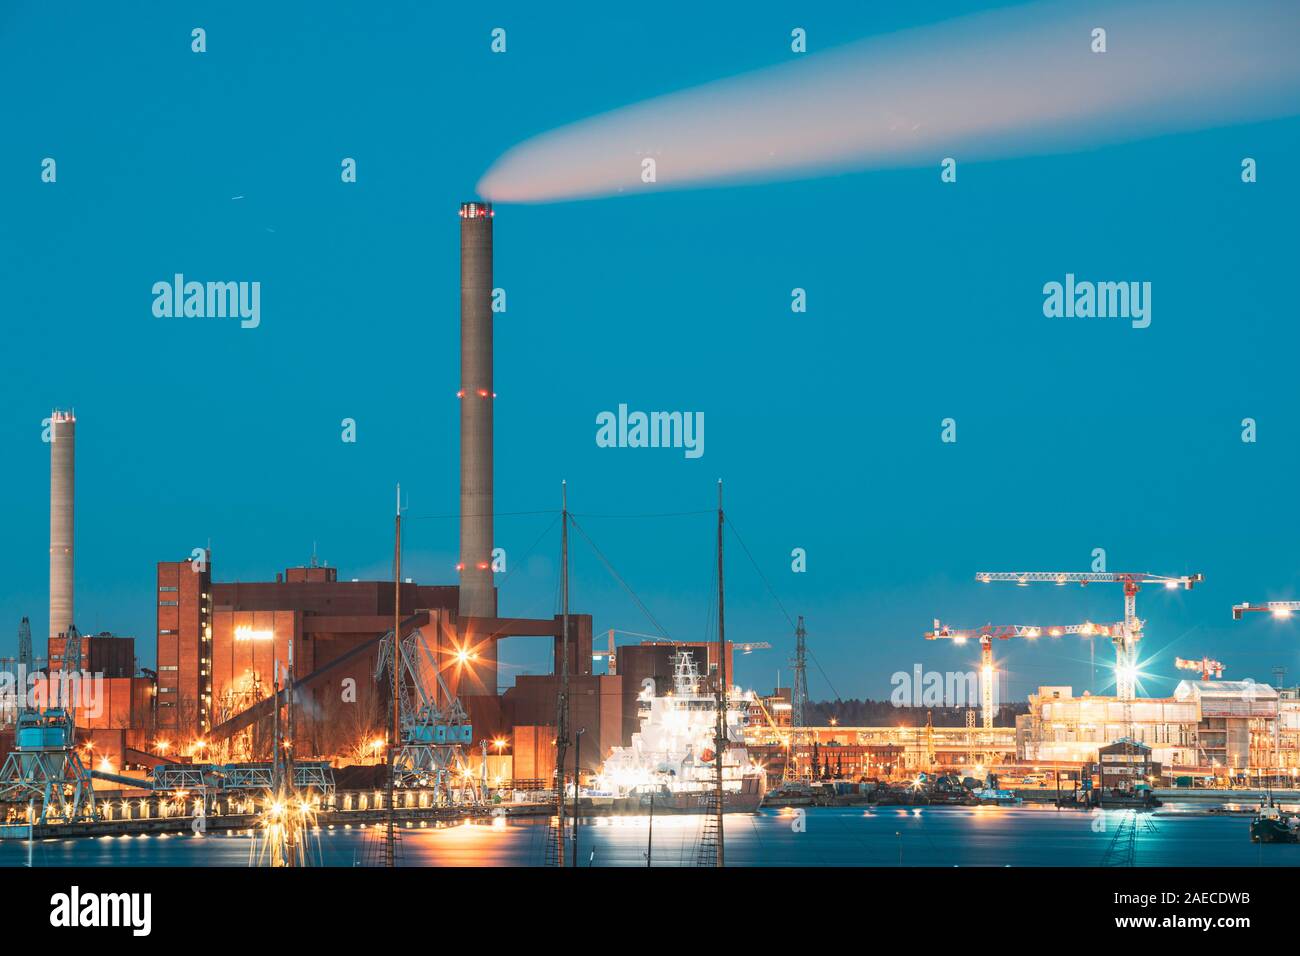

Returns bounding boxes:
[1175,656,1224,680]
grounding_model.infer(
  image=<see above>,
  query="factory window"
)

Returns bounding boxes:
[159,600,178,607]
[159,629,176,635]
[159,665,178,671]
[159,586,178,592]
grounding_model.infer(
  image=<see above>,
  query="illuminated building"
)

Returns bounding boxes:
[1017,686,1198,768]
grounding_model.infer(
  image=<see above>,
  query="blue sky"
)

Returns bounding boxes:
[2,1,1298,703]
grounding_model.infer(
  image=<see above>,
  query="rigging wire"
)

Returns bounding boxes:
[566,515,673,641]
[406,508,715,521]
[405,509,558,521]
[571,509,714,519]
[723,513,842,702]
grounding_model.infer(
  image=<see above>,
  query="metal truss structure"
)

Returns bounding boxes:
[152,765,208,791]
[152,761,335,793]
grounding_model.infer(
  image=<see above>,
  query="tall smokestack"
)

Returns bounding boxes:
[459,201,495,626]
[49,409,75,642]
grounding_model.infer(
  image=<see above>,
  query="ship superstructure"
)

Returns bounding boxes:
[596,651,763,802]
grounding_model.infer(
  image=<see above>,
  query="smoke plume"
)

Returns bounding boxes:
[478,0,1300,203]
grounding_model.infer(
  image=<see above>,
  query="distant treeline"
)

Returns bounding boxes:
[805,699,1028,728]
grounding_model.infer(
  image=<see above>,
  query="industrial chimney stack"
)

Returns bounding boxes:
[458,202,496,626]
[49,409,75,642]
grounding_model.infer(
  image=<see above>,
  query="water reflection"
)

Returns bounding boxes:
[0,806,1295,868]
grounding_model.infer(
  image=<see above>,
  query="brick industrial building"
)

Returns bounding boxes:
[17,208,752,784]
[152,553,647,772]
[149,550,755,774]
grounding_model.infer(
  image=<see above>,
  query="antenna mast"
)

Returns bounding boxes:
[792,616,809,729]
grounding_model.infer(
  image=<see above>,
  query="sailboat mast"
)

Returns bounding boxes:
[387,483,401,868]
[286,636,294,783]
[715,479,726,867]
[554,480,570,866]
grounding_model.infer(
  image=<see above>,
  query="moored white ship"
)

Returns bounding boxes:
[594,651,766,813]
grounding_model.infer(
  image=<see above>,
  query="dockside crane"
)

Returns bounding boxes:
[0,621,97,824]
[1175,656,1224,680]
[974,571,1203,700]
[926,619,1126,728]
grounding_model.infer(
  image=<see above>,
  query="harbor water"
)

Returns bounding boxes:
[2,804,1295,867]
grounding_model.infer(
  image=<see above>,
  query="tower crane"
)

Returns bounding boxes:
[1232,601,1300,620]
[1175,656,1224,680]
[591,629,770,675]
[926,619,1126,728]
[974,571,1203,700]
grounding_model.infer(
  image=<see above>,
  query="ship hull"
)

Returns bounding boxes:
[1250,817,1299,844]
[615,777,765,815]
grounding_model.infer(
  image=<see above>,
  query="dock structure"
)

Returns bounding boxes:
[0,792,554,841]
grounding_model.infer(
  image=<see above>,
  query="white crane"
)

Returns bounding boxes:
[1232,601,1300,620]
[974,571,1203,700]
[926,619,1127,728]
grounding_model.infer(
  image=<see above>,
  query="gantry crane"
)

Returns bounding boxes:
[1232,601,1300,620]
[926,619,1126,728]
[975,571,1203,700]
[1175,656,1224,680]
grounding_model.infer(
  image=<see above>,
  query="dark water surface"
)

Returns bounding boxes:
[1,805,1294,867]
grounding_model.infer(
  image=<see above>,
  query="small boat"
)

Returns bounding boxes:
[973,787,1021,806]
[1250,797,1300,844]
